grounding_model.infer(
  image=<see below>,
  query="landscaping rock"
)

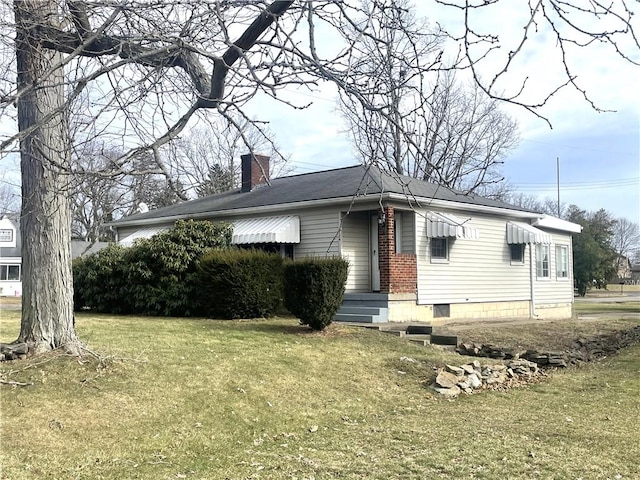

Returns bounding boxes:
[435,371,459,389]
[461,364,476,374]
[445,365,465,376]
[430,384,461,398]
[429,359,543,398]
[467,373,482,388]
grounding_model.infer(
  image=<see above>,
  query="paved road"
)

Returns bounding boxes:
[575,293,640,303]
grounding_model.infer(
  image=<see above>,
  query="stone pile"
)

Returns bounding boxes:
[456,325,640,369]
[429,359,542,398]
[0,342,28,361]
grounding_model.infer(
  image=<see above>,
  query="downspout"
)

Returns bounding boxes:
[529,242,538,318]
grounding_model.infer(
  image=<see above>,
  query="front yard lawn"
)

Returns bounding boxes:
[1,311,639,479]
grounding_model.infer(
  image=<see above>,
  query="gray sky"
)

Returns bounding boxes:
[1,2,637,223]
[248,1,640,223]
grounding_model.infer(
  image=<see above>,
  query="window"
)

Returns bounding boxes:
[430,238,448,261]
[433,304,450,318]
[556,245,569,278]
[510,244,525,263]
[0,264,21,281]
[536,244,550,278]
[0,229,13,242]
[394,212,403,254]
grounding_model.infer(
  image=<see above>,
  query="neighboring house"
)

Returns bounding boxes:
[108,155,582,323]
[0,214,108,297]
[630,264,640,284]
[613,254,632,282]
[0,215,22,297]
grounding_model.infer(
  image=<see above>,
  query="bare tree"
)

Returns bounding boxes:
[166,116,291,199]
[0,170,19,214]
[505,193,568,218]
[69,140,122,241]
[612,217,640,270]
[338,1,520,196]
[0,0,636,355]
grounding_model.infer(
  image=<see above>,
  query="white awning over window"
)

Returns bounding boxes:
[426,212,480,239]
[232,216,300,244]
[119,226,170,246]
[506,221,552,244]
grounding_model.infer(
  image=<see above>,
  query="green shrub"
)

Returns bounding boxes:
[73,219,232,315]
[198,249,284,319]
[283,257,349,330]
[72,244,130,313]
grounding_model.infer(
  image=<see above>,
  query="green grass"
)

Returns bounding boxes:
[1,311,639,479]
[574,301,640,314]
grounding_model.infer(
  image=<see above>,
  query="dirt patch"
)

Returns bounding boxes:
[438,314,638,353]
[456,325,640,368]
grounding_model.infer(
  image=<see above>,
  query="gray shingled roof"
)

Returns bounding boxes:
[109,164,534,226]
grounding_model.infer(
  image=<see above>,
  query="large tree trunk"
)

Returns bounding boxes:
[14,0,81,355]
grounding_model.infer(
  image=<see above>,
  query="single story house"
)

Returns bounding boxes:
[108,154,582,324]
[0,215,21,297]
[0,214,109,297]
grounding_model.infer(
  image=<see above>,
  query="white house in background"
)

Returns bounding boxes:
[0,214,109,297]
[108,155,582,324]
[0,215,22,297]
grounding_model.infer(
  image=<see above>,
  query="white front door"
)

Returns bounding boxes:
[370,215,380,291]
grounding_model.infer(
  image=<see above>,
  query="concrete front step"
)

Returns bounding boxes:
[334,313,387,323]
[338,306,387,316]
[335,306,388,323]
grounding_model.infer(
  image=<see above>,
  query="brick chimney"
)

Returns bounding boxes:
[241,154,270,192]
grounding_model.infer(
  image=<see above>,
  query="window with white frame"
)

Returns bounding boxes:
[536,244,550,278]
[510,244,525,263]
[556,245,569,278]
[0,264,21,281]
[430,237,448,261]
[0,229,13,242]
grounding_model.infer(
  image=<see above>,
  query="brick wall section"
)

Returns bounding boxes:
[378,206,417,294]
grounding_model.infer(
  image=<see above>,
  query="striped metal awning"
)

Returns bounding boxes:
[426,212,480,239]
[119,226,170,246]
[506,221,552,244]
[232,215,300,244]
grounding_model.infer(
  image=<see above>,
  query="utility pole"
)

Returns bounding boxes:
[556,157,560,217]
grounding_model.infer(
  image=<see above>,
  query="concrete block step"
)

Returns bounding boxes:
[406,334,431,346]
[340,299,389,308]
[429,334,458,346]
[378,329,406,337]
[406,325,433,335]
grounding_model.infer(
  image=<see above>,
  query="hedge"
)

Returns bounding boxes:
[283,257,349,330]
[197,248,284,319]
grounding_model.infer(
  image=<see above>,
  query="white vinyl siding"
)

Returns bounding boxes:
[340,211,371,292]
[535,232,574,304]
[417,211,531,304]
[294,208,341,258]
